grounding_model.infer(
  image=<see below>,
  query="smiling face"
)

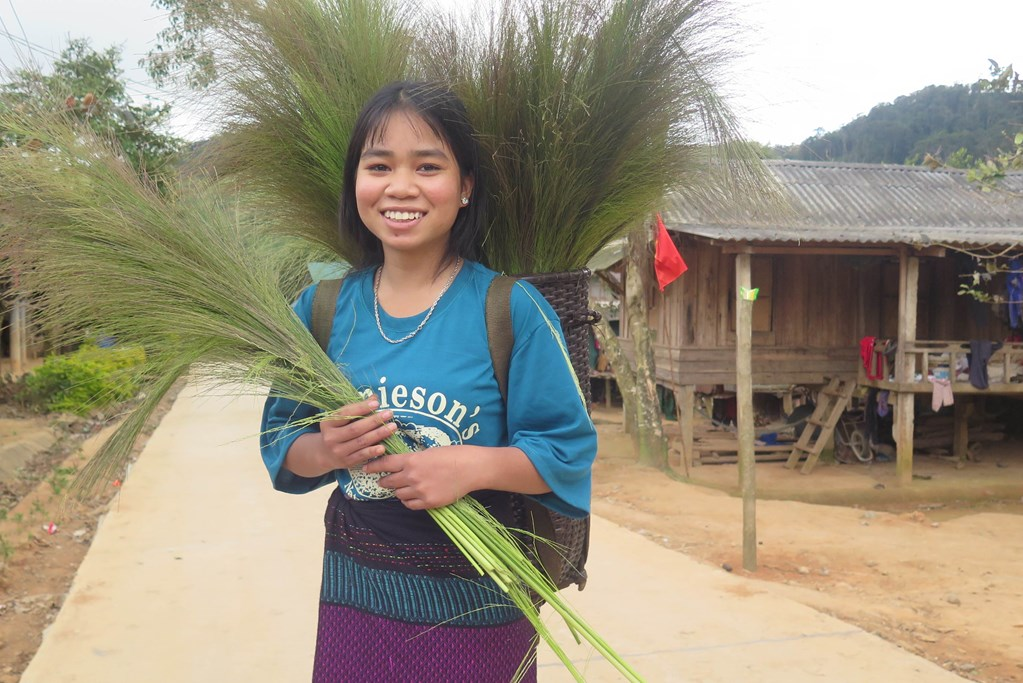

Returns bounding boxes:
[354,112,473,263]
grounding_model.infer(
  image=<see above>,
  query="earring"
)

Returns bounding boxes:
[460,196,469,206]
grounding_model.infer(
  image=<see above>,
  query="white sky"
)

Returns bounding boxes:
[0,0,1019,145]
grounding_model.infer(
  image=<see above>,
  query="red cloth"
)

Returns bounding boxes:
[654,213,687,291]
[859,336,884,380]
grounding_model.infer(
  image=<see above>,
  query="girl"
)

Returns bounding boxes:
[260,81,596,682]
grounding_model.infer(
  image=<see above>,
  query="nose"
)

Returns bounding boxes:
[386,168,420,198]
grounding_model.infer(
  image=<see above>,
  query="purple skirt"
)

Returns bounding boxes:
[312,488,537,682]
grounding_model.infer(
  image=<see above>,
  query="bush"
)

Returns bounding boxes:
[19,344,146,416]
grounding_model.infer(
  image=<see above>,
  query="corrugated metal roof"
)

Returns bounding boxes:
[586,238,625,271]
[662,160,1023,247]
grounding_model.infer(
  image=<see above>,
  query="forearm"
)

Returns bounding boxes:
[282,432,332,478]
[462,446,551,496]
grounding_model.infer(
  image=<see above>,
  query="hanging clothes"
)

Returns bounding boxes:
[881,339,898,379]
[877,390,890,417]
[968,340,1003,389]
[859,336,884,380]
[1008,257,1022,330]
[865,388,880,445]
[929,376,953,411]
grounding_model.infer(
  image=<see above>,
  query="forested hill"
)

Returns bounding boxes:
[774,83,1021,165]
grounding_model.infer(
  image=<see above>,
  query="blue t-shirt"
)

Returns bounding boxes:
[259,260,596,518]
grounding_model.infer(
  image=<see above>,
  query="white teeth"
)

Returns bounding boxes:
[384,211,423,221]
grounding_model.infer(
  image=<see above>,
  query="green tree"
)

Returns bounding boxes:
[792,80,1020,165]
[1,39,182,182]
[144,0,227,89]
[945,147,976,169]
[967,61,1023,193]
[747,140,780,160]
[956,62,1023,305]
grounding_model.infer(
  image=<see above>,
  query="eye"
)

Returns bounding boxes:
[363,163,390,173]
[418,163,443,173]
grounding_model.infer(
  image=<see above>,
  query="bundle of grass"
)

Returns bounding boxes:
[0,115,340,491]
[184,0,769,272]
[424,0,767,273]
[187,0,415,259]
[0,110,642,681]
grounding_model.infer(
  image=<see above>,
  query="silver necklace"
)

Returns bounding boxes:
[373,258,463,344]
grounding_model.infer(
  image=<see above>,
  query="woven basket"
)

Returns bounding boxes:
[511,493,590,592]
[514,268,597,592]
[519,269,600,407]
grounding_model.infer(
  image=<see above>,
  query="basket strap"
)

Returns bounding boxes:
[485,275,517,403]
[311,278,344,352]
[486,275,573,587]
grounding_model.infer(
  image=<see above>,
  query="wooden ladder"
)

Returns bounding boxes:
[784,377,856,474]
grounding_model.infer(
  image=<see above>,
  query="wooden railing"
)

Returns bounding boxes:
[858,340,1023,393]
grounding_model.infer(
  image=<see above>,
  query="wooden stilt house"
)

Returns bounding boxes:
[620,159,1023,481]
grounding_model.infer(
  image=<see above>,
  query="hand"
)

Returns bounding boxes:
[365,446,473,510]
[318,397,398,471]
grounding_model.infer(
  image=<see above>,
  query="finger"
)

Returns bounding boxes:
[391,487,416,504]
[333,434,394,467]
[345,443,387,467]
[365,455,401,477]
[340,396,380,416]
[349,410,396,438]
[325,397,380,425]
[361,418,399,449]
[325,410,395,441]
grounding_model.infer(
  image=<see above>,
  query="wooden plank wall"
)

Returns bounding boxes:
[694,239,721,347]
[630,239,1015,372]
[619,342,859,386]
[652,240,895,350]
[929,257,955,340]
[859,257,883,339]
[772,252,807,346]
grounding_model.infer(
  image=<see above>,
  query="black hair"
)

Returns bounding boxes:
[338,81,487,268]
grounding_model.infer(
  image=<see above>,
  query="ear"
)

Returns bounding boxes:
[460,174,475,202]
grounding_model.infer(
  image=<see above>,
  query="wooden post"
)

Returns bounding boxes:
[782,390,794,417]
[953,399,973,465]
[895,254,919,484]
[0,307,6,376]
[18,298,29,370]
[10,296,26,377]
[675,385,695,477]
[735,253,757,571]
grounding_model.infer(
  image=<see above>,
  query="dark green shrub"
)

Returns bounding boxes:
[19,344,146,415]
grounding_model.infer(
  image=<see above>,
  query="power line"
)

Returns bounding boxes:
[6,0,34,65]
[0,25,176,103]
[0,10,28,67]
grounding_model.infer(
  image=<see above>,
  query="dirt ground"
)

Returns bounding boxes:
[590,406,1023,683]
[1,397,1022,682]
[0,385,182,683]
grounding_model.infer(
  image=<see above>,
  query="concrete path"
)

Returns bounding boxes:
[22,385,965,682]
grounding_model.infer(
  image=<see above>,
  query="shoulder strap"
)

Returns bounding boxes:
[485,275,517,402]
[311,278,344,352]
